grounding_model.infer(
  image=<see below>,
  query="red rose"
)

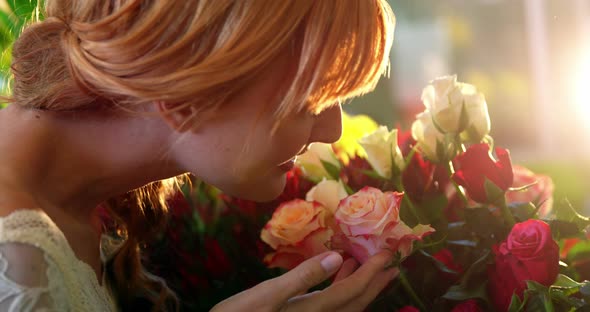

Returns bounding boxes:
[433,248,463,280]
[167,191,193,218]
[203,238,232,278]
[487,220,559,311]
[340,156,383,191]
[451,299,483,312]
[398,306,420,312]
[453,143,513,203]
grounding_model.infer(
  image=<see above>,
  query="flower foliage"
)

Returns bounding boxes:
[142,76,590,311]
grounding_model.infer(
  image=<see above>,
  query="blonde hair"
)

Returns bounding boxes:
[7,0,395,310]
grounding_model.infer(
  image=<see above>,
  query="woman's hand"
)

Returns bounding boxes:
[210,250,398,312]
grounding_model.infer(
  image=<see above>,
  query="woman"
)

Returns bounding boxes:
[0,0,397,311]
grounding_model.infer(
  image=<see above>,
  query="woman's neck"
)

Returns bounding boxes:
[0,104,181,221]
[0,104,182,281]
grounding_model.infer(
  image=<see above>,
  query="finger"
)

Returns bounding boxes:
[333,258,359,283]
[265,251,343,305]
[316,250,394,307]
[342,267,399,312]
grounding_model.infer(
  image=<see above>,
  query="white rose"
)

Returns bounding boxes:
[305,179,349,214]
[411,111,454,163]
[295,143,341,180]
[358,126,404,179]
[421,75,490,141]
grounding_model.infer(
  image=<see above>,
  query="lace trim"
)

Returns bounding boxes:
[0,209,118,311]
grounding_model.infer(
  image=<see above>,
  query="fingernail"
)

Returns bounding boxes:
[320,253,343,273]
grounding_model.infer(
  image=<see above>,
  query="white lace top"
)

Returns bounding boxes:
[0,209,120,311]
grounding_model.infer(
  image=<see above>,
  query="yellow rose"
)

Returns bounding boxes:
[295,143,341,180]
[359,126,404,179]
[305,178,349,214]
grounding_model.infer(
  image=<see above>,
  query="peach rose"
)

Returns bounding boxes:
[335,187,402,236]
[261,199,332,269]
[506,165,554,218]
[331,187,434,263]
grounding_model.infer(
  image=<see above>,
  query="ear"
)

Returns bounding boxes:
[154,101,195,132]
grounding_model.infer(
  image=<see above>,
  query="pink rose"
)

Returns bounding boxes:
[506,165,554,218]
[331,187,434,263]
[261,199,332,269]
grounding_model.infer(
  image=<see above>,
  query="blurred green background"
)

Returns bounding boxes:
[0,0,588,216]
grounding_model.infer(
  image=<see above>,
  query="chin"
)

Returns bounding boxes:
[227,174,287,202]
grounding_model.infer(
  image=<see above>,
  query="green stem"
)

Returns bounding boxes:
[393,178,424,225]
[399,270,427,311]
[496,198,516,227]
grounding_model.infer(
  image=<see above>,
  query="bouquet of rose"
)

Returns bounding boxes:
[257,75,590,311]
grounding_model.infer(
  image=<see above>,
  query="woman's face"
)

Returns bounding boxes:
[170,50,342,202]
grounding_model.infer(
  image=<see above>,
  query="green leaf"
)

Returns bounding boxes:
[484,177,506,204]
[402,145,418,170]
[435,138,448,163]
[527,281,549,292]
[548,220,581,240]
[0,10,18,40]
[320,159,341,180]
[456,249,491,291]
[580,283,590,301]
[447,239,477,247]
[508,293,524,312]
[508,202,537,222]
[566,240,590,262]
[417,194,447,224]
[464,206,508,242]
[442,282,487,301]
[359,169,389,181]
[553,274,583,288]
[419,249,460,275]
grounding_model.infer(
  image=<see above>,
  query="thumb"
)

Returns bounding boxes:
[270,252,343,303]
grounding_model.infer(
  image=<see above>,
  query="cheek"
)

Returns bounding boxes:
[271,116,315,156]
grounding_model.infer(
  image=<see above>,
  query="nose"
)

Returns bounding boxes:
[308,104,343,144]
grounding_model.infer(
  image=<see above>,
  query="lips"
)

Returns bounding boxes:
[278,158,295,171]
